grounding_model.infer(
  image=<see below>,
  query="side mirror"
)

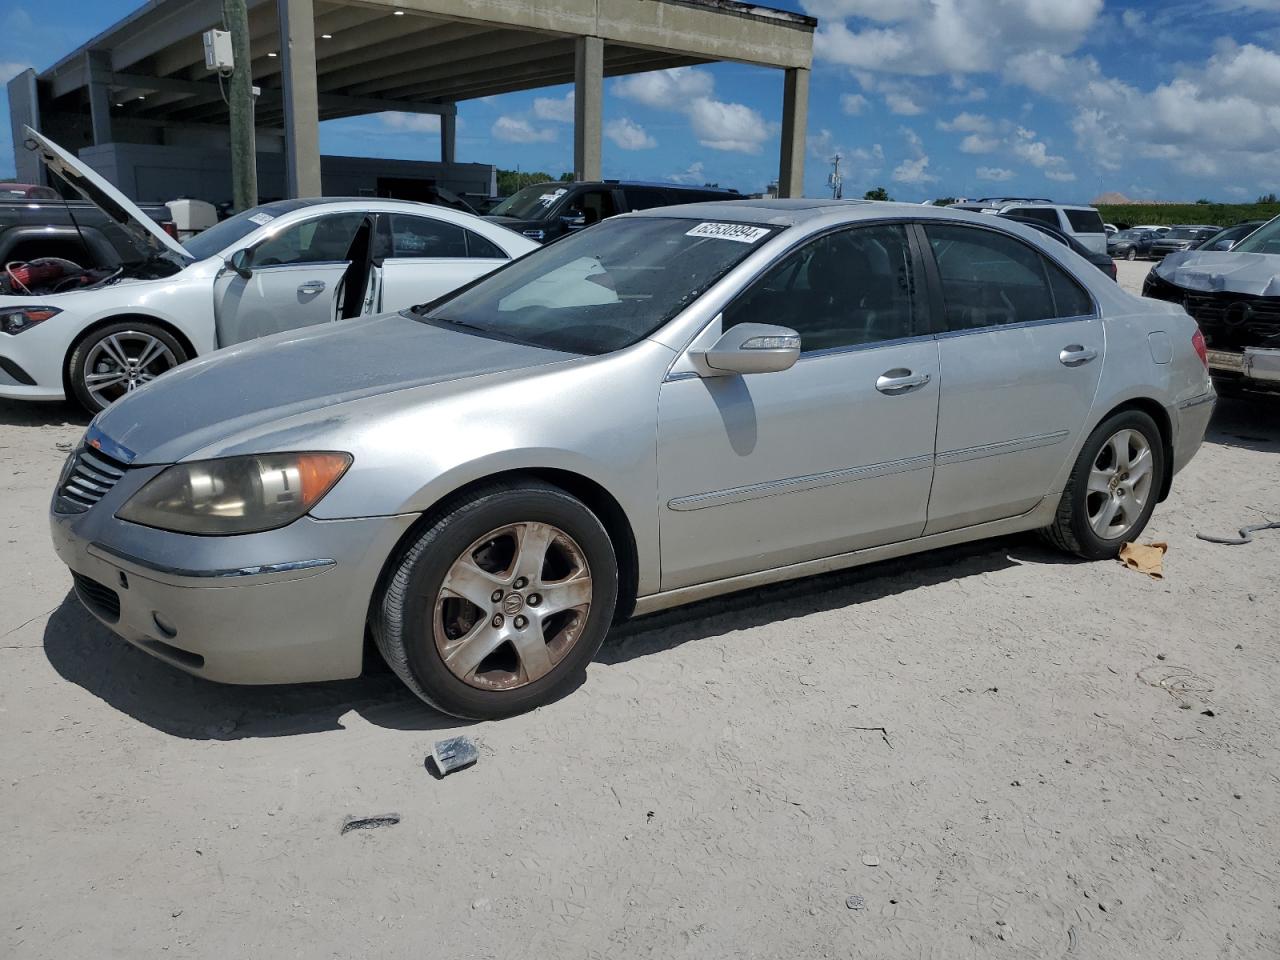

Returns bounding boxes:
[227,247,254,279]
[560,213,587,231]
[700,322,801,376]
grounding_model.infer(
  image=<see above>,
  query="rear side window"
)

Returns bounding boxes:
[465,231,507,259]
[623,187,672,211]
[1005,207,1059,227]
[925,223,1094,330]
[386,214,467,258]
[1065,209,1105,233]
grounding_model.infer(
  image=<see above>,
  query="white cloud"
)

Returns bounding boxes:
[809,0,1104,76]
[938,111,993,133]
[533,92,574,123]
[893,156,938,184]
[667,161,705,185]
[960,134,999,153]
[605,117,656,150]
[379,112,441,134]
[688,98,773,153]
[840,92,869,115]
[1045,169,1077,182]
[491,116,556,144]
[885,92,924,115]
[613,67,715,108]
[1010,126,1068,169]
[976,166,1015,181]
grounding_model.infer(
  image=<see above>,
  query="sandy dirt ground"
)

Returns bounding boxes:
[3,260,1278,958]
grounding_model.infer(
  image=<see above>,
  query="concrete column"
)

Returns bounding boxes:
[573,36,603,181]
[778,67,809,199]
[86,51,113,146]
[440,106,456,165]
[277,0,322,197]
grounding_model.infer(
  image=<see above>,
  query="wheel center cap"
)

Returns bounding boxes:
[502,593,524,615]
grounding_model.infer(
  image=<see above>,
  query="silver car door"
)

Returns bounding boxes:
[921,221,1104,534]
[376,213,508,312]
[656,222,940,591]
[213,212,365,347]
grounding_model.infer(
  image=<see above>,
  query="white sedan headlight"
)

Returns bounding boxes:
[117,452,352,535]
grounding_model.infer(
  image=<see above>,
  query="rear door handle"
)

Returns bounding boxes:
[876,369,932,394]
[1059,345,1097,367]
[298,280,326,295]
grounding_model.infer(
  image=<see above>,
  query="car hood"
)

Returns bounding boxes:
[91,312,580,465]
[1154,249,1280,297]
[22,125,192,267]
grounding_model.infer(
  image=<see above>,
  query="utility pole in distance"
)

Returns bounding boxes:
[224,0,257,212]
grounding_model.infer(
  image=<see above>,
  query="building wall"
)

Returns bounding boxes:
[76,142,494,205]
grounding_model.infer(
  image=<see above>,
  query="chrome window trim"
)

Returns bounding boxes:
[798,331,937,360]
[933,313,1096,340]
[668,453,934,512]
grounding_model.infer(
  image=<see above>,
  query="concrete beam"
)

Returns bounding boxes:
[778,66,808,199]
[574,36,602,182]
[375,39,572,99]
[338,30,554,95]
[278,0,322,197]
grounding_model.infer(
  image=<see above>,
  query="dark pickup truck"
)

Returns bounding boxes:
[0,196,176,271]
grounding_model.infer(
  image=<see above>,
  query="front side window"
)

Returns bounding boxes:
[565,189,618,226]
[723,224,921,352]
[926,223,1093,330]
[385,214,468,258]
[253,213,365,266]
[413,217,778,355]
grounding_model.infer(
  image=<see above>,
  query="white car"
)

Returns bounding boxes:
[0,128,537,412]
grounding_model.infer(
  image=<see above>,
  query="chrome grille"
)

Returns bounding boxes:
[56,446,129,514]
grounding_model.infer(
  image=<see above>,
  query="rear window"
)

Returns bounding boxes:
[1006,207,1060,227]
[1065,209,1105,234]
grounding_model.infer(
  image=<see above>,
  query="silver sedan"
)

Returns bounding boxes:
[50,200,1216,719]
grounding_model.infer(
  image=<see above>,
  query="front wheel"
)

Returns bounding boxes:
[68,321,189,413]
[1126,247,1137,261]
[372,480,618,719]
[1043,410,1165,560]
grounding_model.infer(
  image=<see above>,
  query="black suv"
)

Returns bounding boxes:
[484,180,741,243]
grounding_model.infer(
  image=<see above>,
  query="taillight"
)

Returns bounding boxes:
[162,221,179,239]
[1107,260,1118,281]
[1191,328,1208,369]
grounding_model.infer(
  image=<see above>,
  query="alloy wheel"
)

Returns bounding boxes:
[433,521,593,690]
[82,331,178,407]
[1085,428,1154,540]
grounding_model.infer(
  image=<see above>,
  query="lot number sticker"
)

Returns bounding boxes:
[247,212,275,225]
[686,222,770,243]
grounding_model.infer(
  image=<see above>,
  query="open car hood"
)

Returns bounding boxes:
[22,125,192,266]
[1155,249,1280,298]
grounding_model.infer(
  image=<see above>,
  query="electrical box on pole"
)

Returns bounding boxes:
[202,30,234,72]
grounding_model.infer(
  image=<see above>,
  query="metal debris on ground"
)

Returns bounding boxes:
[1117,541,1167,578]
[1137,665,1214,698]
[340,813,401,835]
[845,895,865,910]
[430,736,479,776]
[861,853,880,867]
[1196,519,1280,545]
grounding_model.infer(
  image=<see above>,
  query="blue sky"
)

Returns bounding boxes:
[3,0,1278,201]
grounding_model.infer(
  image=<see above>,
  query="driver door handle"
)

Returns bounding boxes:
[1059,345,1097,367]
[298,280,326,295]
[876,369,932,394]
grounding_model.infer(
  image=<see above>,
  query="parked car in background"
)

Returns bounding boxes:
[1149,225,1219,259]
[1193,220,1264,252]
[948,198,1108,254]
[1,182,60,201]
[1,187,176,270]
[1107,228,1157,260]
[1103,223,1118,235]
[999,213,1117,280]
[51,200,1213,719]
[0,128,536,412]
[1144,214,1280,396]
[485,180,742,243]
[1132,224,1172,235]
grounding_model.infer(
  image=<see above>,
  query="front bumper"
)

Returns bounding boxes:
[50,470,417,683]
[1206,348,1280,394]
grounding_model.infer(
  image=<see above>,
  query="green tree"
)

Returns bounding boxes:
[1259,192,1278,204]
[1195,198,1211,205]
[932,196,958,206]
[864,186,892,201]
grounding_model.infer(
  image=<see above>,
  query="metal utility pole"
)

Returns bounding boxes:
[224,0,258,212]
[827,153,843,200]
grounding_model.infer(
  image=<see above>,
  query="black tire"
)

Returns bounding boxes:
[1043,409,1165,560]
[1126,247,1137,261]
[371,480,618,719]
[68,320,189,413]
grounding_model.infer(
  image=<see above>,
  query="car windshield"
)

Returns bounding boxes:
[182,208,273,260]
[488,183,571,220]
[1234,217,1280,255]
[412,216,779,355]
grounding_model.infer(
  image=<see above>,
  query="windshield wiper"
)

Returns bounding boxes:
[420,314,488,334]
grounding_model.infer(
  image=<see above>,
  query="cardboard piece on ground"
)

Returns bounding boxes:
[1118,541,1168,579]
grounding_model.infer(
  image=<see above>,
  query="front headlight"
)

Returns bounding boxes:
[117,452,352,535]
[0,306,61,335]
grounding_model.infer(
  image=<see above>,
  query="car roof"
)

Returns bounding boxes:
[626,198,1060,229]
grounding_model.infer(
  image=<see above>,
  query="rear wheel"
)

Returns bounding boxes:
[1125,247,1137,261]
[68,320,188,413]
[1043,410,1165,559]
[372,480,618,719]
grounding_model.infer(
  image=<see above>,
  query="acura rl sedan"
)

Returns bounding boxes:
[51,200,1215,719]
